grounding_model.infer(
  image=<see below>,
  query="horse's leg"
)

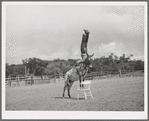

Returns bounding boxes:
[82,76,85,88]
[68,81,73,98]
[79,76,82,88]
[62,81,68,98]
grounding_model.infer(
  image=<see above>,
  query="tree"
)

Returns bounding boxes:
[134,60,144,70]
[6,63,12,77]
[35,66,46,76]
[6,53,143,77]
[22,58,43,74]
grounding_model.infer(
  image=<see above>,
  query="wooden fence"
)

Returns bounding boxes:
[6,70,144,87]
[85,70,144,80]
[5,75,34,87]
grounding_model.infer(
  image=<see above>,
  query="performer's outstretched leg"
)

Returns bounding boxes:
[81,29,90,60]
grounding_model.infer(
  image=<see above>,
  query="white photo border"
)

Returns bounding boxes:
[2,1,148,120]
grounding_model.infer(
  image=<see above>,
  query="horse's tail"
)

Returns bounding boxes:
[64,72,67,81]
[62,73,69,91]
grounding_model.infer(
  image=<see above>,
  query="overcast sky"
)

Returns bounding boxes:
[5,3,145,64]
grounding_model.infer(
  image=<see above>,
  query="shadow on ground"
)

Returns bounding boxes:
[52,97,85,100]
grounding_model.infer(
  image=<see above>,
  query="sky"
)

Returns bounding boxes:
[5,3,145,64]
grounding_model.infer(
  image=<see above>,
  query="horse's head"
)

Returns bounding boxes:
[83,53,94,68]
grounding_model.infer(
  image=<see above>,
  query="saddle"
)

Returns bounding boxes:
[74,59,87,77]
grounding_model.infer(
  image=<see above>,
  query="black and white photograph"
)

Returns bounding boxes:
[2,1,148,120]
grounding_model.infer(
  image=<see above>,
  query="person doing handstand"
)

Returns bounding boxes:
[75,29,90,67]
[74,29,90,76]
[81,29,90,60]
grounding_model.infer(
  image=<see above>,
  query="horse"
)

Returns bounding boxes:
[62,53,94,98]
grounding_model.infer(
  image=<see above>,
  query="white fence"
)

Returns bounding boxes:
[6,70,144,87]
[6,76,34,87]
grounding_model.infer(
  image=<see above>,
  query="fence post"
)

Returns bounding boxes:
[91,72,93,80]
[25,76,28,85]
[17,75,20,86]
[26,76,28,85]
[9,77,11,87]
[101,70,103,78]
[32,74,35,85]
[133,70,135,77]
[109,72,111,78]
[42,75,44,84]
[119,69,122,78]
[54,73,56,83]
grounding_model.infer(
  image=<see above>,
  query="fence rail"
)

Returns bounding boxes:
[5,75,34,87]
[6,70,144,87]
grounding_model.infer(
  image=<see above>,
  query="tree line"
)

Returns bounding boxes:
[6,53,144,78]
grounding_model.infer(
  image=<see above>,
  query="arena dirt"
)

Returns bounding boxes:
[6,77,144,111]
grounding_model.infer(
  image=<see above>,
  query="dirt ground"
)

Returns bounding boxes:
[6,77,144,111]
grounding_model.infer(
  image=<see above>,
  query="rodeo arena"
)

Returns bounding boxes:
[5,30,144,111]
